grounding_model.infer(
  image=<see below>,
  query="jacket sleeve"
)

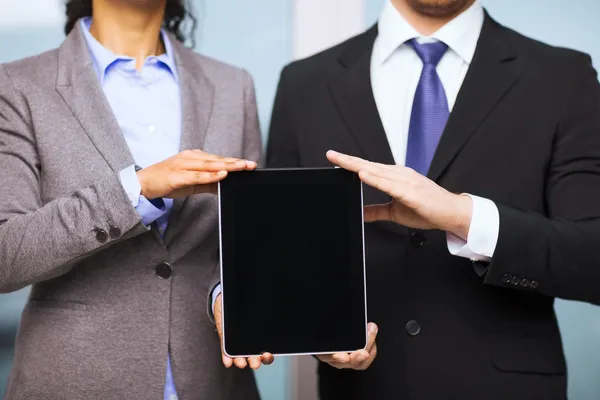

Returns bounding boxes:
[480,54,600,305]
[206,69,263,322]
[0,65,148,294]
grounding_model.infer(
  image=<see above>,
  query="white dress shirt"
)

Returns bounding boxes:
[371,0,499,261]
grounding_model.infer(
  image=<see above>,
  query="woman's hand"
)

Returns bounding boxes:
[136,150,257,199]
[214,294,275,370]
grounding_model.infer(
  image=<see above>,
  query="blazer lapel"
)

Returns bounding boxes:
[329,26,396,166]
[427,14,519,182]
[55,25,134,173]
[173,41,215,153]
[164,39,215,243]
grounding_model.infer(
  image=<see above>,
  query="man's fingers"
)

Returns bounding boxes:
[364,204,394,223]
[358,170,400,199]
[365,323,378,352]
[327,151,407,189]
[317,352,350,364]
[349,349,370,365]
[332,352,351,363]
[316,354,335,363]
[358,344,378,370]
[326,150,369,173]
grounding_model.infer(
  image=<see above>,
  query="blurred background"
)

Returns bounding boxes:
[1,0,600,398]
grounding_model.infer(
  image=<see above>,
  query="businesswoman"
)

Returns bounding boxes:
[0,0,271,399]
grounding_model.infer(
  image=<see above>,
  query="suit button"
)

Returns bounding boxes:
[156,262,173,279]
[410,232,426,248]
[94,228,108,243]
[501,273,512,284]
[519,278,530,288]
[510,276,520,286]
[108,225,121,239]
[530,280,539,289]
[406,320,421,336]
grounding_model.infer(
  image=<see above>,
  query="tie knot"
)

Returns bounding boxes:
[407,39,448,66]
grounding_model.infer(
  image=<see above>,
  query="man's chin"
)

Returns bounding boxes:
[405,0,473,18]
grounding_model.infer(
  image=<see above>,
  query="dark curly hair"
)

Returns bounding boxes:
[64,0,197,46]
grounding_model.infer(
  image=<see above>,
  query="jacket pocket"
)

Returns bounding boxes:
[488,334,566,375]
[26,298,90,312]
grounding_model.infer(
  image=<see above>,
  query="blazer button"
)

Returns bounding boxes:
[410,232,426,248]
[501,273,512,284]
[156,262,173,279]
[530,280,539,289]
[510,276,520,286]
[108,225,122,239]
[406,320,421,336]
[519,278,530,288]
[94,228,108,243]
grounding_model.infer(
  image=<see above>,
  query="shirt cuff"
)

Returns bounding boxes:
[211,284,222,315]
[446,194,499,262]
[119,165,168,227]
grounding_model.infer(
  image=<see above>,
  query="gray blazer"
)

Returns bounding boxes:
[0,22,262,400]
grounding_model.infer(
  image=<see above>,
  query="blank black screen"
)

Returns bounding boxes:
[219,168,367,356]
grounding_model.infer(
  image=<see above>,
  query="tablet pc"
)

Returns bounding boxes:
[218,167,367,357]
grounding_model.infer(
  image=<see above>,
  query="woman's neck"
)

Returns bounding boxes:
[90,0,166,69]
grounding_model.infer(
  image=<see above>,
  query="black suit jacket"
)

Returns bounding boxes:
[267,14,600,400]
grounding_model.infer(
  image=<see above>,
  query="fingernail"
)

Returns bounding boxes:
[217,170,227,176]
[369,324,378,334]
[327,150,338,155]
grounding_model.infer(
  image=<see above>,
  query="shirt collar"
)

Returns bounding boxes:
[375,0,484,66]
[80,17,179,83]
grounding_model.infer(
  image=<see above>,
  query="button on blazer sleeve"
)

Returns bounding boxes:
[482,54,600,304]
[0,65,148,293]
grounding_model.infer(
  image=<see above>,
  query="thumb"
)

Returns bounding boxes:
[214,295,233,368]
[364,203,394,223]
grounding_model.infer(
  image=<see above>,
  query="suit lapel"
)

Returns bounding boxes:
[55,25,134,173]
[427,15,519,182]
[174,43,215,153]
[329,26,395,166]
[164,40,215,243]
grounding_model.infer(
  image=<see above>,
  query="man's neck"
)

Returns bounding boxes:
[390,0,475,36]
[90,0,166,69]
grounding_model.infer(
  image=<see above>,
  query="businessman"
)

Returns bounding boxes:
[267,0,600,399]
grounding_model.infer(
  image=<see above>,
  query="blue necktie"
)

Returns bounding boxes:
[405,39,449,176]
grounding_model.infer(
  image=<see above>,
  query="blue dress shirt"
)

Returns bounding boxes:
[80,18,181,400]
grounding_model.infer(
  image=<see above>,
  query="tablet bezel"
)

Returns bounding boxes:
[217,167,368,358]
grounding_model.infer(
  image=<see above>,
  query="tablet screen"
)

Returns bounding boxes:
[219,168,367,356]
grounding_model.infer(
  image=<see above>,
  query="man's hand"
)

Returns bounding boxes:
[326,150,473,240]
[317,323,378,370]
[136,150,257,200]
[214,294,275,370]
